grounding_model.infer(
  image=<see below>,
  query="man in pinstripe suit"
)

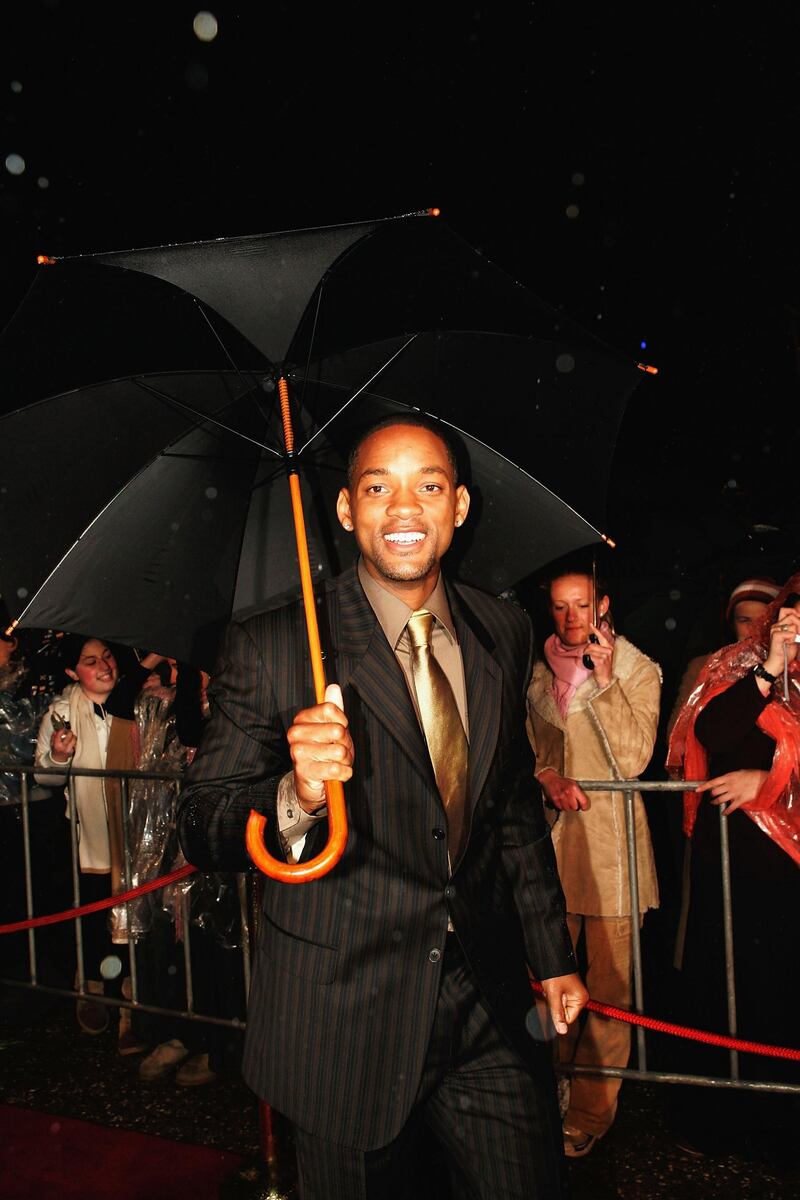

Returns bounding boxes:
[177,416,587,1198]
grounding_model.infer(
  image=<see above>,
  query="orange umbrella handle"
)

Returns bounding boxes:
[244,378,349,882]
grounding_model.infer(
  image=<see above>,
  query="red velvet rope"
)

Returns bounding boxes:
[0,864,197,933]
[2,869,798,1062]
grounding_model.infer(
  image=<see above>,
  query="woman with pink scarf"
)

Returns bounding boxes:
[526,565,662,1158]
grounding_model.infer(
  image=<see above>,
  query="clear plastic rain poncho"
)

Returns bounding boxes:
[110,687,189,941]
[0,659,54,805]
[666,572,800,866]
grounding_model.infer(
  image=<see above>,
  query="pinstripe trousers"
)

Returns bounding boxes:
[294,937,567,1200]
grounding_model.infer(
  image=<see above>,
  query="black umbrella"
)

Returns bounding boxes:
[1,368,605,668]
[1,211,646,880]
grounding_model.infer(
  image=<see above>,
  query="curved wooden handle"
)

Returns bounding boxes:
[244,377,349,883]
[245,778,348,883]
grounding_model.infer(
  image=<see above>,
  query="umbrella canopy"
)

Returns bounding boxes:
[0,211,644,666]
[1,371,603,668]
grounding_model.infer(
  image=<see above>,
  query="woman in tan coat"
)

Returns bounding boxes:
[526,568,662,1157]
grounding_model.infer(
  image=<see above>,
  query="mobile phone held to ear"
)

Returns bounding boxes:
[582,633,600,671]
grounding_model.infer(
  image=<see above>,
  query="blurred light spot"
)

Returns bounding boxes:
[571,171,585,186]
[565,204,580,220]
[205,486,218,499]
[193,10,219,41]
[731,451,742,462]
[729,192,736,199]
[555,353,575,374]
[49,1121,61,1134]
[391,930,403,942]
[37,176,49,189]
[669,588,681,601]
[100,954,122,980]
[16,587,28,599]
[168,964,177,976]
[640,340,647,349]
[10,80,23,94]
[665,617,677,631]
[596,313,603,320]
[171,521,180,531]
[5,153,25,176]
[184,61,209,89]
[762,445,771,454]
[727,479,738,489]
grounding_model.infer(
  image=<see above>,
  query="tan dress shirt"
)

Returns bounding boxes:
[279,558,469,864]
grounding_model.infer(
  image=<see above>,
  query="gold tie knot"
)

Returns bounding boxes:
[407,609,434,650]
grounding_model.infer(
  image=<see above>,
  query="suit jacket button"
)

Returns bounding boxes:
[428,947,442,963]
[432,827,445,840]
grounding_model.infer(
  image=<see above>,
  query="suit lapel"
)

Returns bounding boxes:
[449,582,503,813]
[327,567,433,786]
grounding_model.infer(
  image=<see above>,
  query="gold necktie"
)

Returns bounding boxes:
[406,609,469,862]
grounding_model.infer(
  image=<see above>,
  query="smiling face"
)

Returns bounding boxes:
[66,639,118,703]
[549,573,609,647]
[337,423,470,606]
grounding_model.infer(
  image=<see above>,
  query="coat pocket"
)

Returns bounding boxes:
[259,914,338,985]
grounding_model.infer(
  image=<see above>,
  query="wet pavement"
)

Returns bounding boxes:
[1,983,797,1200]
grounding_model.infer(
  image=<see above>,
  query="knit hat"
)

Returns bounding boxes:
[725,577,780,622]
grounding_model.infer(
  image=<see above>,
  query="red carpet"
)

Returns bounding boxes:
[0,1104,244,1199]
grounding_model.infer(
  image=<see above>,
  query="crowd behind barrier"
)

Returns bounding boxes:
[1,764,797,1097]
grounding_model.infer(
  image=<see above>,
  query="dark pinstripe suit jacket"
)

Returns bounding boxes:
[177,564,575,1150]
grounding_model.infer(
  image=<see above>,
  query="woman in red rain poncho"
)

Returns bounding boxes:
[664,573,800,1166]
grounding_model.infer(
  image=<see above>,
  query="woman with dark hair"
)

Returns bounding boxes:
[34,634,162,1039]
[666,574,800,1165]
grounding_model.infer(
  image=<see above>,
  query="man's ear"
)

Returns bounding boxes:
[336,488,353,531]
[454,484,470,528]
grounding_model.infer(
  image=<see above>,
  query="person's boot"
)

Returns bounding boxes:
[76,978,109,1035]
[117,977,146,1055]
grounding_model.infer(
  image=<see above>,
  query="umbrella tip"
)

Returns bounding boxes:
[637,362,658,375]
[601,533,617,549]
[428,207,441,217]
[36,253,57,265]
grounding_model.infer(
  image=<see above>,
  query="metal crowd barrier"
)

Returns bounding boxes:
[1,765,798,1097]
[1,763,250,1036]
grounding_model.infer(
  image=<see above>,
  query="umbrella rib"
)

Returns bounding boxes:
[191,299,277,425]
[133,378,282,457]
[297,333,420,456]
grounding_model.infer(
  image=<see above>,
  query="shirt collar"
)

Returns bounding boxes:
[357,558,457,649]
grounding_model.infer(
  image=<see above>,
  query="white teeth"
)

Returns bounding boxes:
[384,532,425,544]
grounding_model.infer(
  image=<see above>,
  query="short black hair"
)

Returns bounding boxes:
[346,413,459,488]
[58,632,109,672]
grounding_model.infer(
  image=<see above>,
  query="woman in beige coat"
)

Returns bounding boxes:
[526,568,661,1157]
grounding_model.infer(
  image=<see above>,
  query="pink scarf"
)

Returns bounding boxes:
[544,622,615,718]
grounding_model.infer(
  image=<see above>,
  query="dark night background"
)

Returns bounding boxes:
[2,8,800,1193]
[2,2,799,715]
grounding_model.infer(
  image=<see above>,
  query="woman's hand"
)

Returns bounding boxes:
[538,767,590,811]
[50,726,77,763]
[763,605,800,678]
[587,623,614,689]
[697,768,769,814]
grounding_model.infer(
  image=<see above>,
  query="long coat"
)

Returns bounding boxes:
[526,636,661,917]
[177,565,575,1150]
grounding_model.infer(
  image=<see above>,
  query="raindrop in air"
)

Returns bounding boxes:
[37,176,49,189]
[10,80,22,94]
[669,589,681,601]
[100,954,123,980]
[205,486,218,499]
[193,10,219,41]
[665,618,677,631]
[571,172,585,186]
[555,353,575,374]
[5,153,25,176]
[565,204,580,220]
